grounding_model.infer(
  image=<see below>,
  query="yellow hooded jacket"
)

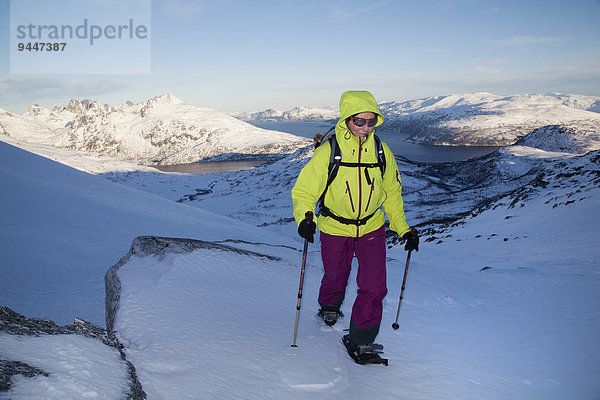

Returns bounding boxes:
[292,91,410,238]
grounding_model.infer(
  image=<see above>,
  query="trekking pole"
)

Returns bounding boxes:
[392,250,412,330]
[291,212,313,347]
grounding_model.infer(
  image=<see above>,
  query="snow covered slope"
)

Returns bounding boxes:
[1,133,599,398]
[0,141,294,326]
[0,94,311,165]
[106,148,600,399]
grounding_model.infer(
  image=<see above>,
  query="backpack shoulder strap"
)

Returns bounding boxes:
[373,134,386,176]
[326,134,342,187]
[318,134,340,216]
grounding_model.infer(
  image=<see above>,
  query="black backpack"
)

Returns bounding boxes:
[316,126,387,226]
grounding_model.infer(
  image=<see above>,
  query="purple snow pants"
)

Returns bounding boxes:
[318,225,387,344]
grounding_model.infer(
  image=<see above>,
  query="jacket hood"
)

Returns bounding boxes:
[335,90,384,133]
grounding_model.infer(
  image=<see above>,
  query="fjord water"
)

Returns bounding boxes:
[157,121,500,174]
[252,121,500,163]
[154,159,267,174]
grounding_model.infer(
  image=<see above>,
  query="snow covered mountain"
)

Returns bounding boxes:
[378,92,600,146]
[4,92,598,166]
[279,106,339,122]
[0,93,311,165]
[237,93,600,147]
[234,105,338,122]
[233,108,284,122]
[514,122,600,153]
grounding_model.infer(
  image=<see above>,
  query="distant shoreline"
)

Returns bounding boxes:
[152,159,269,174]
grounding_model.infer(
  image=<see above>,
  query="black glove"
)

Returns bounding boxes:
[298,211,316,243]
[403,228,419,252]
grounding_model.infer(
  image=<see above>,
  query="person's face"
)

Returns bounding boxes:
[347,112,377,138]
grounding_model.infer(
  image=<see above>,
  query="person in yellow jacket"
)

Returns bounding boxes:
[291,90,419,365]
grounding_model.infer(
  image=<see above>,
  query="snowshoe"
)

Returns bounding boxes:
[317,308,344,326]
[342,335,388,366]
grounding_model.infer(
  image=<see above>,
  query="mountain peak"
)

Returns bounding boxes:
[148,93,185,105]
[24,104,50,117]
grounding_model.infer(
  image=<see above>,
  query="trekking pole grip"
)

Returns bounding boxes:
[305,210,314,222]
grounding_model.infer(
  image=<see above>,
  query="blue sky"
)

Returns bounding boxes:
[1,0,599,113]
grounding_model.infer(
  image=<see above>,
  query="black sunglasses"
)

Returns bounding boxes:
[350,117,377,127]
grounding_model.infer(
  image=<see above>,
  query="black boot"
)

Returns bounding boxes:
[317,307,344,326]
[342,335,388,366]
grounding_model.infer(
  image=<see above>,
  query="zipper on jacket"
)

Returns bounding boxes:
[356,140,363,237]
[345,181,355,212]
[365,177,375,211]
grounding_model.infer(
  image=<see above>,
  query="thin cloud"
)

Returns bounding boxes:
[482,7,500,14]
[473,65,500,75]
[329,0,391,19]
[0,75,135,104]
[488,36,565,46]
[90,0,151,6]
[435,0,479,9]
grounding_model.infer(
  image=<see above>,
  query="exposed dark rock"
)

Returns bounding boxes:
[0,360,49,392]
[0,306,117,346]
[0,306,146,399]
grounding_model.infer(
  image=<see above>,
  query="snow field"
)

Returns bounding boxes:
[113,248,302,399]
[107,182,600,400]
[0,334,129,399]
[395,188,600,399]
